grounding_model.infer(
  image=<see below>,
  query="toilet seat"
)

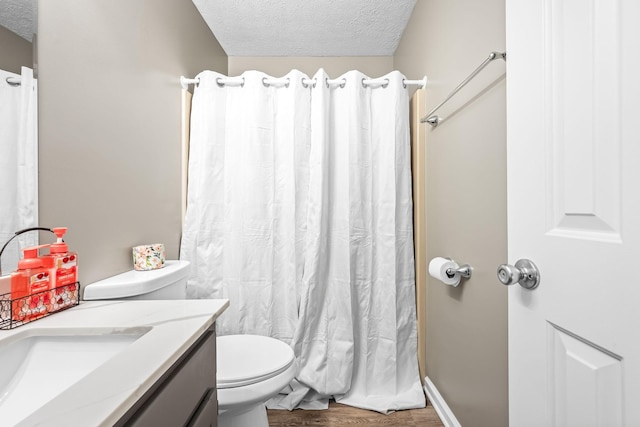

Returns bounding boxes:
[217,335,295,389]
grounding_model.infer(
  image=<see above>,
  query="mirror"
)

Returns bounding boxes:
[0,0,38,276]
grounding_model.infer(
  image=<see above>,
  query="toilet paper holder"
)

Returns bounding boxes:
[445,259,472,279]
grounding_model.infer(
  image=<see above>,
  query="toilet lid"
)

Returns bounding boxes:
[217,335,295,389]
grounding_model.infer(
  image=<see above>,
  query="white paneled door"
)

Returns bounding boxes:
[506,0,640,426]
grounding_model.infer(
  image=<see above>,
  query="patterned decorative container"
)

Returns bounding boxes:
[132,244,166,271]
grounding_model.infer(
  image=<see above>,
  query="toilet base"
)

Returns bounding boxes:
[218,403,268,427]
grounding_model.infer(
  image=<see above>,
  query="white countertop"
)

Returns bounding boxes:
[0,299,228,427]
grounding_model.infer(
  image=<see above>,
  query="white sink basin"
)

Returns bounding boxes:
[0,327,150,426]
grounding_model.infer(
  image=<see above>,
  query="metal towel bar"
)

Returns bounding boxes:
[421,51,506,127]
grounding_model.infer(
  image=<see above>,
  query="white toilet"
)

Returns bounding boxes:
[83,260,296,427]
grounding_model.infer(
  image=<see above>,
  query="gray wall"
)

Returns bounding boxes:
[0,25,32,73]
[228,56,394,77]
[38,0,227,285]
[394,1,508,426]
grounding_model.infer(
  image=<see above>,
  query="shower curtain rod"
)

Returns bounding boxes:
[420,51,506,127]
[180,75,427,90]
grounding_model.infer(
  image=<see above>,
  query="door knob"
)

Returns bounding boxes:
[497,259,540,289]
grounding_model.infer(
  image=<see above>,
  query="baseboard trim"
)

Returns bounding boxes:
[424,376,461,427]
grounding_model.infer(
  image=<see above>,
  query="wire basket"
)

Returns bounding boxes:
[0,282,80,330]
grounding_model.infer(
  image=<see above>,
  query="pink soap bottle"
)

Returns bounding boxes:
[10,245,52,321]
[45,227,78,309]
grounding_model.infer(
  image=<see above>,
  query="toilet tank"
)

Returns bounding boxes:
[83,260,190,301]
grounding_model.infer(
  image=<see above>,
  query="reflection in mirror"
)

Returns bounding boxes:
[0,1,38,276]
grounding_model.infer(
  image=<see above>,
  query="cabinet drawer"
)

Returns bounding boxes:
[187,387,217,427]
[118,327,216,426]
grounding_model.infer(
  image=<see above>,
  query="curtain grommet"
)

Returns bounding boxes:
[6,77,21,87]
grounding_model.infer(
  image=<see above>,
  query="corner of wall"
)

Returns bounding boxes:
[393,1,508,426]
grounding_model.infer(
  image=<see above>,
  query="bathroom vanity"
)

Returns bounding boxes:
[0,299,228,426]
[116,325,217,426]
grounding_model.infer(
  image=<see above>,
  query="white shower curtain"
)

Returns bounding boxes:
[181,69,310,342]
[181,69,425,412]
[0,67,38,274]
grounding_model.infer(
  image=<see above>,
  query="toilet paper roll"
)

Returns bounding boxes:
[132,243,166,271]
[428,257,461,287]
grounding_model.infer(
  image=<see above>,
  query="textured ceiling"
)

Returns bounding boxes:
[192,0,417,56]
[0,0,36,41]
[0,0,416,56]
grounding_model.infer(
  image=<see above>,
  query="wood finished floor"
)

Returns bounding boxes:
[267,400,444,426]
